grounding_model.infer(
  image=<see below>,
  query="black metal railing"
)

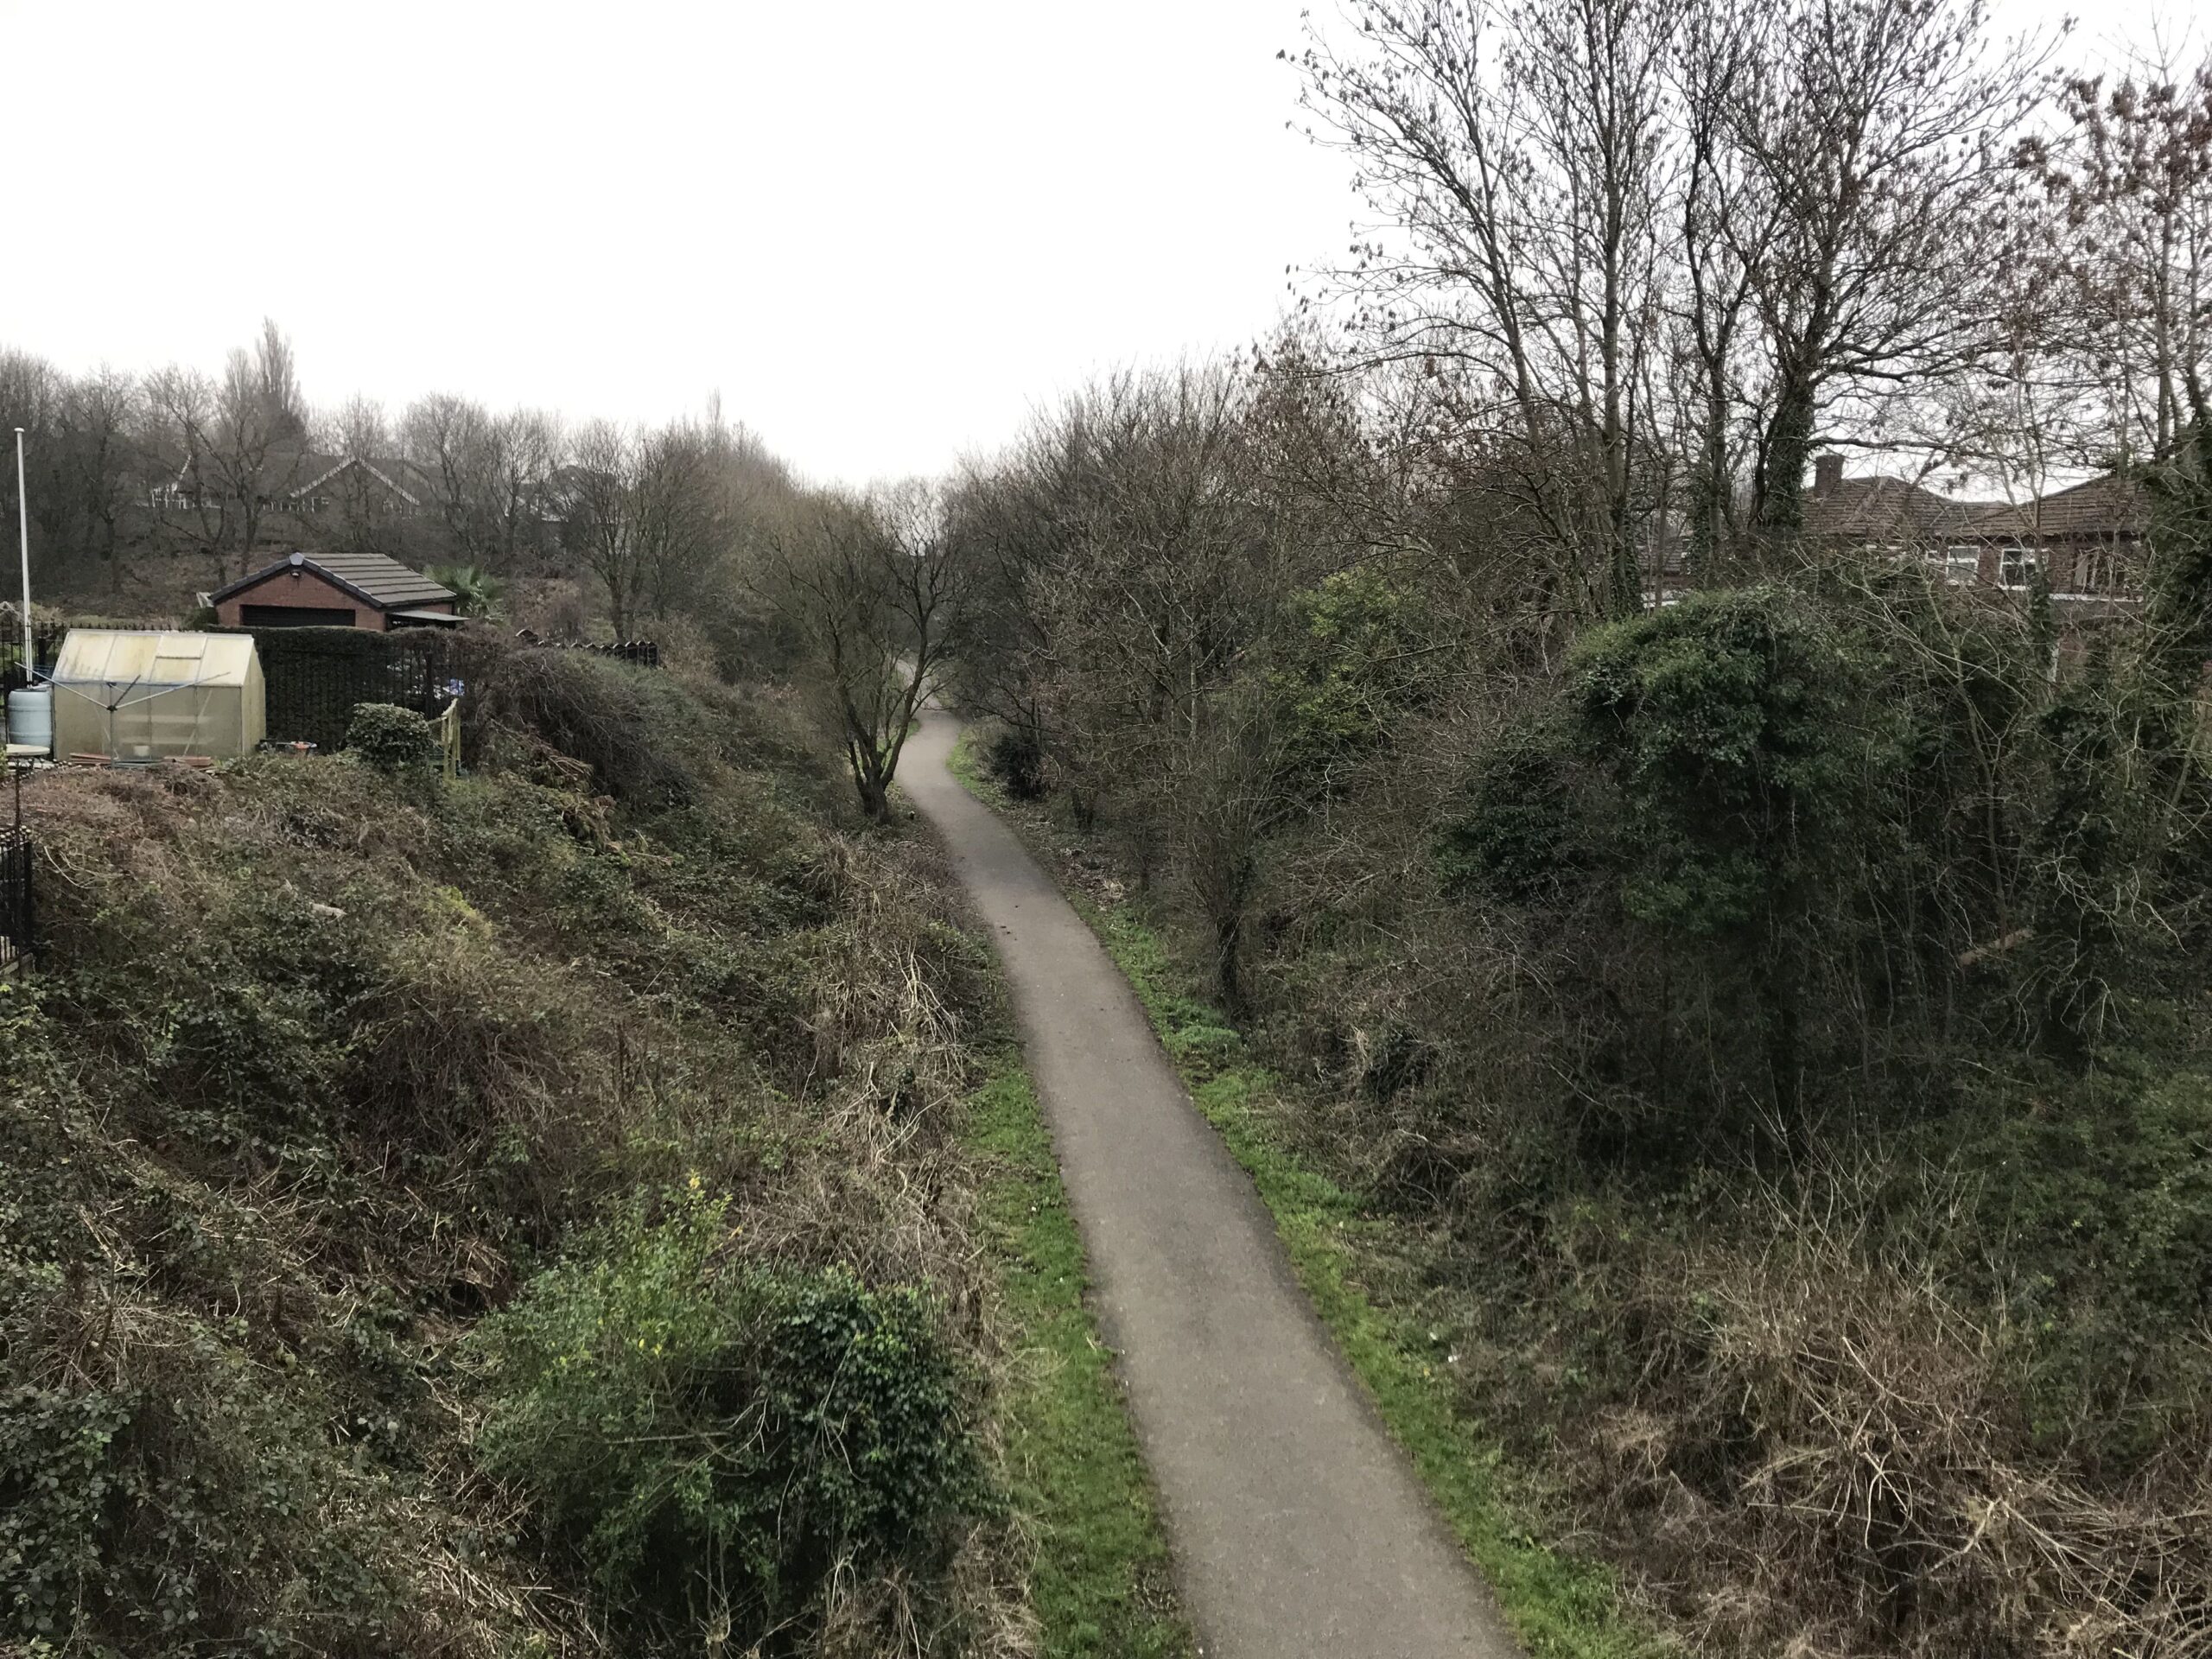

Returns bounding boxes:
[0,826,33,969]
[513,631,660,669]
[582,639,660,668]
[0,626,67,694]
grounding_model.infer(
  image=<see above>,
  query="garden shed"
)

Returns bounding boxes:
[50,630,267,761]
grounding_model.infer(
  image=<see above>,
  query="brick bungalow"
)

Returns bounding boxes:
[1969,473,2151,602]
[209,550,461,632]
[158,449,446,520]
[1805,454,2149,614]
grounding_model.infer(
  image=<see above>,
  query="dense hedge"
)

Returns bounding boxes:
[212,626,461,753]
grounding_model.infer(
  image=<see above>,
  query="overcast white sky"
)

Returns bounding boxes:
[0,0,2179,488]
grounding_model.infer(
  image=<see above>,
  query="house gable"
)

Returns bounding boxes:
[212,563,365,630]
[209,551,458,632]
[287,454,440,513]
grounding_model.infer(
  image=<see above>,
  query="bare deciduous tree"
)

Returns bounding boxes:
[142,364,227,568]
[563,416,746,640]
[1297,0,1676,619]
[143,319,312,580]
[0,350,67,561]
[1298,0,2031,585]
[761,483,959,818]
[320,393,397,551]
[1724,0,2028,536]
[2017,52,2212,466]
[404,391,494,555]
[404,396,569,569]
[56,367,140,598]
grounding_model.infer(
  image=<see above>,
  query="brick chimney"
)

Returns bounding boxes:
[1813,454,1844,496]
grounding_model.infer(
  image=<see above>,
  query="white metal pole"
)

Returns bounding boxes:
[13,428,29,676]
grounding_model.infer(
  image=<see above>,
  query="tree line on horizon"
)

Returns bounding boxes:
[0,321,810,642]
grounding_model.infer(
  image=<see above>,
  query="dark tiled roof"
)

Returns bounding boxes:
[1808,469,2151,545]
[211,550,456,610]
[2005,473,2149,540]
[1803,475,1992,543]
[308,551,455,607]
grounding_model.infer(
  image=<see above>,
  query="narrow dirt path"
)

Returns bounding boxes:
[903,713,1521,1659]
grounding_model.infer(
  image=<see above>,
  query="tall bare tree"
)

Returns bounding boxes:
[1725,0,2026,535]
[2018,52,2212,467]
[404,397,567,569]
[143,364,222,566]
[143,320,311,580]
[56,368,141,598]
[761,483,959,818]
[319,394,400,551]
[1300,0,2030,581]
[0,351,68,579]
[563,416,745,639]
[1671,0,1766,569]
[563,419,642,633]
[1297,0,1676,620]
[404,391,493,555]
[487,409,563,566]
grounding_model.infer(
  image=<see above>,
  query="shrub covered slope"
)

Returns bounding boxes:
[0,644,1154,1657]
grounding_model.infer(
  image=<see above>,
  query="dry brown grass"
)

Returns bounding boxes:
[1504,1169,2212,1659]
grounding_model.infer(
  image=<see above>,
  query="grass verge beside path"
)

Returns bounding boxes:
[948,731,1669,1659]
[968,1056,1194,1659]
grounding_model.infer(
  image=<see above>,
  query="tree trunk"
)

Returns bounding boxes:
[855,772,891,819]
[1605,517,1643,620]
[1757,373,1820,541]
[1687,373,1732,577]
[1216,906,1245,1018]
[605,574,628,642]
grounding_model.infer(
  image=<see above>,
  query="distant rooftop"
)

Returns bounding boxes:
[1807,457,2148,543]
[1803,473,1991,542]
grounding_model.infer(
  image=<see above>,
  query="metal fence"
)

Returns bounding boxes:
[576,639,660,668]
[0,826,32,970]
[514,632,660,669]
[0,626,67,695]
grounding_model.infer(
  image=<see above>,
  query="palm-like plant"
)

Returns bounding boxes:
[428,563,504,618]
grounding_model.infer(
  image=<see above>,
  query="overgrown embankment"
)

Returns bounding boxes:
[0,641,1179,1657]
[954,540,2212,1657]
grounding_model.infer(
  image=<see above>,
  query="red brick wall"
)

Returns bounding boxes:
[215,568,363,629]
